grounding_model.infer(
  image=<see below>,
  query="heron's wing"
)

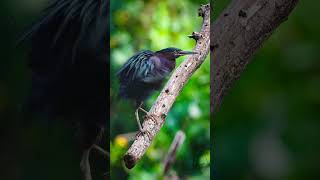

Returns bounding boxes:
[23,0,109,118]
[20,0,107,69]
[117,50,155,82]
[139,56,171,83]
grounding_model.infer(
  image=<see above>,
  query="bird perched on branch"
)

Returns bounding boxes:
[22,0,109,179]
[117,47,196,135]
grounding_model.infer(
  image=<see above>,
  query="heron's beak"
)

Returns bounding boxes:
[178,50,198,56]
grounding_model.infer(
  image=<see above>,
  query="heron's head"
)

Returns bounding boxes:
[156,47,197,61]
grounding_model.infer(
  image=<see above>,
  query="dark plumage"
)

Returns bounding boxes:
[118,47,196,106]
[22,0,109,178]
[117,47,196,132]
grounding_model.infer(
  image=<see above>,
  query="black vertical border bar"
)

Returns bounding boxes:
[109,0,116,177]
[210,0,215,179]
[106,0,111,179]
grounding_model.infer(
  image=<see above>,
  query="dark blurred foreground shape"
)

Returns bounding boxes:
[1,0,109,179]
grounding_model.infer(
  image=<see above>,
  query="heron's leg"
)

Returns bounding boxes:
[138,106,148,114]
[92,144,109,158]
[135,107,144,132]
[138,106,159,126]
[135,102,152,140]
[91,128,109,158]
[80,148,92,180]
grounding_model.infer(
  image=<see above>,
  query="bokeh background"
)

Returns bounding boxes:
[110,0,210,179]
[213,1,320,180]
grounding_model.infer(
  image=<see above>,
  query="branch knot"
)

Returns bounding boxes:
[188,32,203,41]
[198,4,210,17]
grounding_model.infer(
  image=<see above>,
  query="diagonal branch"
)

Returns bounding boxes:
[211,0,299,115]
[123,4,210,169]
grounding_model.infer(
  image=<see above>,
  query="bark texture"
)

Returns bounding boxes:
[211,0,298,114]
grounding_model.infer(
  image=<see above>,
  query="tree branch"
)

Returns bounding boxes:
[211,0,298,114]
[123,4,210,169]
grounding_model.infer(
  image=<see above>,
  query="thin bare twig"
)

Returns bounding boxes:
[163,130,186,175]
[92,144,110,158]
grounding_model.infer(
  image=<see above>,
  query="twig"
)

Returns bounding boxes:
[123,4,210,169]
[211,0,299,114]
[92,144,110,158]
[163,130,186,175]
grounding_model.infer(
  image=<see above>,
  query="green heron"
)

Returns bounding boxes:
[117,47,197,135]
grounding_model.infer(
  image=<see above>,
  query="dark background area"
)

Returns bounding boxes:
[213,0,320,179]
[0,0,106,180]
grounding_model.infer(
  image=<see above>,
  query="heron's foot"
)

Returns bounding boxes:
[135,103,154,140]
[137,105,159,125]
[144,113,159,126]
[135,128,153,141]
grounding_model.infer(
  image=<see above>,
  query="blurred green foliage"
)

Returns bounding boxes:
[214,0,320,180]
[110,0,210,179]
